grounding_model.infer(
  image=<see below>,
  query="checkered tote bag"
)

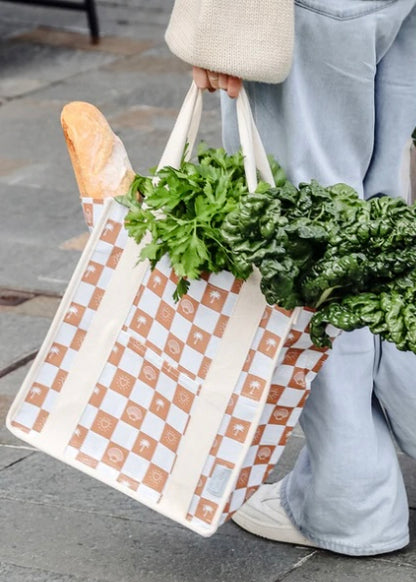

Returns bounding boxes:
[7,84,333,536]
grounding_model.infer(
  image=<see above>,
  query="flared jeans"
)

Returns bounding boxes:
[222,0,416,555]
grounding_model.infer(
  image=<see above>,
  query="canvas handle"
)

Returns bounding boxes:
[157,82,275,191]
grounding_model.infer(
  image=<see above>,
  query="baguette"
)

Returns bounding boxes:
[61,101,135,200]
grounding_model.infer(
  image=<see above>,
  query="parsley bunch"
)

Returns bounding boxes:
[117,145,286,300]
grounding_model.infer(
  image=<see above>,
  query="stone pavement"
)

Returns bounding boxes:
[0,2,416,581]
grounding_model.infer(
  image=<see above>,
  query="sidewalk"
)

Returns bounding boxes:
[1,2,416,580]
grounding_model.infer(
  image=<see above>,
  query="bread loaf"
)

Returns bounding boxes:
[61,101,135,199]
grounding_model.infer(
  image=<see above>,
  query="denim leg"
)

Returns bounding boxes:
[221,0,416,554]
[364,1,416,198]
[374,340,416,460]
[281,330,409,555]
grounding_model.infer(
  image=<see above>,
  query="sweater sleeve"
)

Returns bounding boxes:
[165,0,294,84]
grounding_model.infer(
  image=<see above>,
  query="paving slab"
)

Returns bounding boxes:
[0,446,34,470]
[0,39,116,100]
[280,550,416,582]
[0,181,85,293]
[0,313,51,372]
[0,361,35,446]
[0,561,105,582]
[0,491,311,582]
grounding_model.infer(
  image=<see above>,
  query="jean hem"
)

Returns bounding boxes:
[280,476,410,556]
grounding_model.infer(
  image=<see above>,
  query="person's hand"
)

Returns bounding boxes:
[193,66,242,99]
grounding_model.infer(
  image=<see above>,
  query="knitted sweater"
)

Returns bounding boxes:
[165,0,294,84]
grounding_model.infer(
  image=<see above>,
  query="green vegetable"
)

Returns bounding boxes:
[222,183,416,353]
[117,144,287,299]
[309,270,416,352]
[118,144,416,354]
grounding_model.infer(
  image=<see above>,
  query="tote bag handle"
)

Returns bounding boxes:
[157,82,276,191]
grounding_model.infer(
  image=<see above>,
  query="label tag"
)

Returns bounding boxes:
[206,464,233,498]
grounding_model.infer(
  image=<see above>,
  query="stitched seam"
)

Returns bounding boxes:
[295,0,399,21]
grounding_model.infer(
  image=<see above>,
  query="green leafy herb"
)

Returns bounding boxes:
[117,144,286,300]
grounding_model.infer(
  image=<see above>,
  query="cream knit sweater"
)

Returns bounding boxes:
[165,0,294,84]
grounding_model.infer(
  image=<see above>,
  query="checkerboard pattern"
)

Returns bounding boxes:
[217,308,332,526]
[65,330,200,502]
[10,200,128,435]
[81,197,105,231]
[122,256,243,381]
[185,307,330,531]
[10,198,335,533]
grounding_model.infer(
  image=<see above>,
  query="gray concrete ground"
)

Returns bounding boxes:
[0,2,416,580]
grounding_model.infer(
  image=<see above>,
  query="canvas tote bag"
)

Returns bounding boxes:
[7,83,332,537]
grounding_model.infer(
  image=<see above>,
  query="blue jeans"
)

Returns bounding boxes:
[221,0,416,555]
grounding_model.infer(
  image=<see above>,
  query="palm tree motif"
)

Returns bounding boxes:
[103,221,115,236]
[74,427,82,437]
[65,305,79,320]
[152,275,162,288]
[112,345,119,354]
[136,315,147,329]
[93,387,101,395]
[192,331,203,345]
[29,386,42,399]
[209,290,221,304]
[202,504,214,518]
[265,337,278,352]
[248,380,261,395]
[154,398,165,413]
[138,438,150,454]
[232,423,246,437]
[180,298,194,315]
[84,264,96,278]
[47,345,60,360]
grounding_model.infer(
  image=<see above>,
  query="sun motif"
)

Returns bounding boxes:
[96,416,113,432]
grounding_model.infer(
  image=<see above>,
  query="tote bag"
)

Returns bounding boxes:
[7,84,333,536]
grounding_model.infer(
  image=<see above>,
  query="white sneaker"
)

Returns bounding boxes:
[232,480,318,547]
